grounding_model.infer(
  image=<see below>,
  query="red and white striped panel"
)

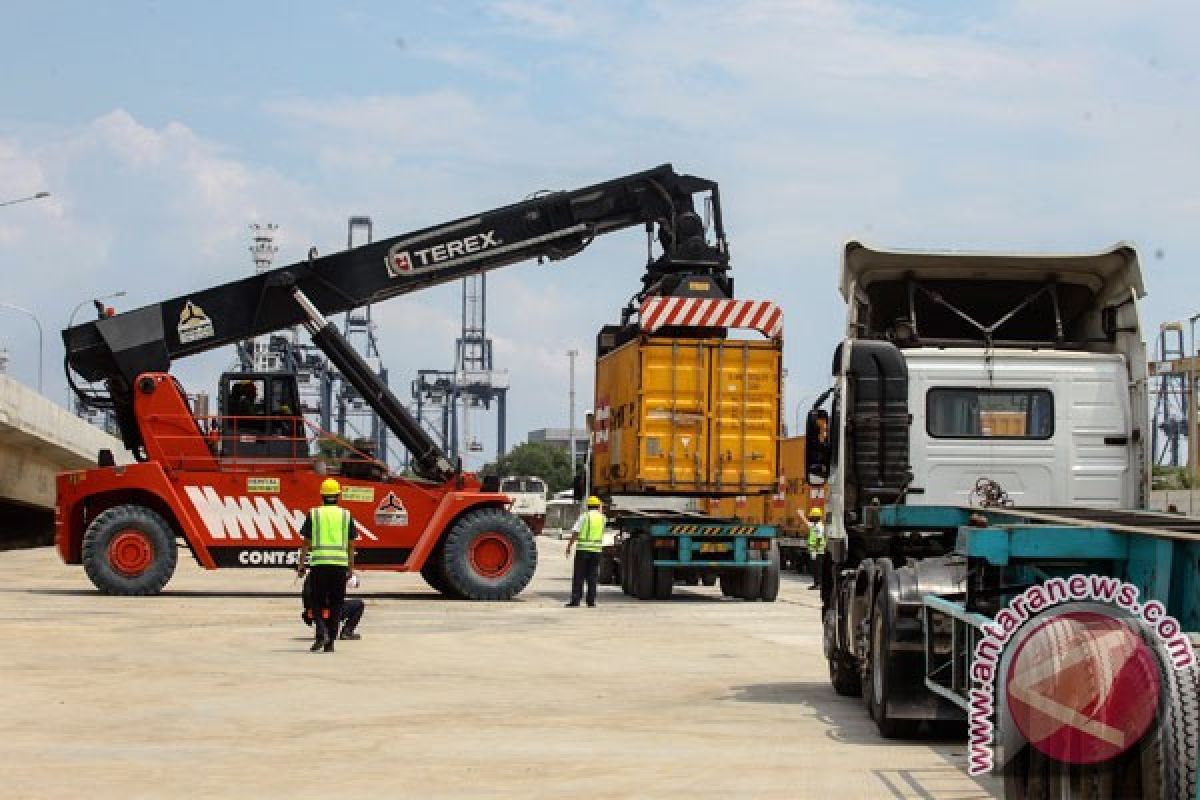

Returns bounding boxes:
[639,297,783,339]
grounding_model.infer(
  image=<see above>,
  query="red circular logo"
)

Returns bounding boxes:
[1005,611,1160,764]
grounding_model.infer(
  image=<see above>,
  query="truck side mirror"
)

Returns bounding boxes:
[805,408,831,486]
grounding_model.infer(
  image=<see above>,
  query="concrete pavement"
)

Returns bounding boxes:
[0,539,999,799]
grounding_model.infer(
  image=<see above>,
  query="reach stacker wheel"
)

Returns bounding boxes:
[438,508,537,600]
[82,504,178,596]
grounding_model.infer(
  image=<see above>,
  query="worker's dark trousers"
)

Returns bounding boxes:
[309,565,347,641]
[811,554,825,587]
[570,551,601,605]
[341,598,365,636]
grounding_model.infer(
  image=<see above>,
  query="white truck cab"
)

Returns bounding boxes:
[807,241,1149,556]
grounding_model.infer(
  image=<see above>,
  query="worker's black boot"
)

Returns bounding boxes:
[323,639,335,653]
[340,631,361,640]
[564,601,580,607]
[309,637,324,652]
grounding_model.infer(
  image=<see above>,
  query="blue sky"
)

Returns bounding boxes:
[2,1,1198,466]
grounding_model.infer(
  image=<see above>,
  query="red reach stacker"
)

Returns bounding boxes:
[57,165,736,599]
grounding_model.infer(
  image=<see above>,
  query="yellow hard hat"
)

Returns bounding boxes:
[320,478,342,497]
[587,495,602,508]
[808,507,823,520]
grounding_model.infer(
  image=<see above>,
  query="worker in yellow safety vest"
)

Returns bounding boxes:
[297,478,358,652]
[565,496,605,607]
[807,507,826,591]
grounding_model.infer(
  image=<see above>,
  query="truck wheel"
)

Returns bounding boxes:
[867,590,918,738]
[829,652,862,697]
[1003,618,1200,800]
[619,540,632,595]
[634,537,655,600]
[598,554,616,585]
[440,508,537,601]
[759,542,781,602]
[739,555,763,601]
[82,504,178,596]
[719,572,739,597]
[653,566,674,600]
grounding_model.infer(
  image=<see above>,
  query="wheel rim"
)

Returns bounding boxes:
[468,532,514,579]
[109,530,154,577]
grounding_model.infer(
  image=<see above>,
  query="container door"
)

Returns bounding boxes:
[638,341,709,488]
[709,341,779,493]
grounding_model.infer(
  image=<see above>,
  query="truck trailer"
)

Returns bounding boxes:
[589,298,785,601]
[805,241,1199,797]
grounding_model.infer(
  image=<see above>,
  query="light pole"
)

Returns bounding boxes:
[567,349,579,467]
[66,291,127,407]
[0,302,43,393]
[0,191,50,208]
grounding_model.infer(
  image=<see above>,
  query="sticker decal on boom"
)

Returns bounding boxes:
[385,230,502,277]
[177,300,215,344]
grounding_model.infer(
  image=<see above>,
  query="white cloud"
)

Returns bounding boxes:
[490,0,582,38]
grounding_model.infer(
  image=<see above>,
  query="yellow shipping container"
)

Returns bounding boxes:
[706,437,825,533]
[592,336,781,496]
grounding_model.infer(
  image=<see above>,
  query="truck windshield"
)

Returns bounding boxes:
[926,388,1053,439]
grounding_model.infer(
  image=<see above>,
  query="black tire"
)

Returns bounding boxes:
[440,508,537,601]
[633,536,655,600]
[81,504,178,596]
[829,652,862,697]
[739,556,763,601]
[598,554,616,585]
[867,590,918,738]
[619,540,633,595]
[1003,618,1200,800]
[759,542,781,602]
[653,566,674,600]
[420,538,464,598]
[701,574,717,587]
[719,572,740,597]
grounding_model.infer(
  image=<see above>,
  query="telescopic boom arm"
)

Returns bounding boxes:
[64,164,731,478]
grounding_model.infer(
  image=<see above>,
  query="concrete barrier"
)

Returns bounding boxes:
[0,375,130,532]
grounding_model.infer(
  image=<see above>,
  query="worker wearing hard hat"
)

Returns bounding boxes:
[302,571,365,641]
[297,478,358,652]
[565,496,606,607]
[807,508,826,591]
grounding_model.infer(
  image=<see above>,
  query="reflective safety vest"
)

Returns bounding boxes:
[576,510,605,553]
[808,521,826,556]
[309,505,351,567]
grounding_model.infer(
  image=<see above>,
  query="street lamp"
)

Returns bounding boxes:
[0,302,43,393]
[66,291,127,406]
[567,349,579,467]
[67,290,127,331]
[0,191,50,209]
